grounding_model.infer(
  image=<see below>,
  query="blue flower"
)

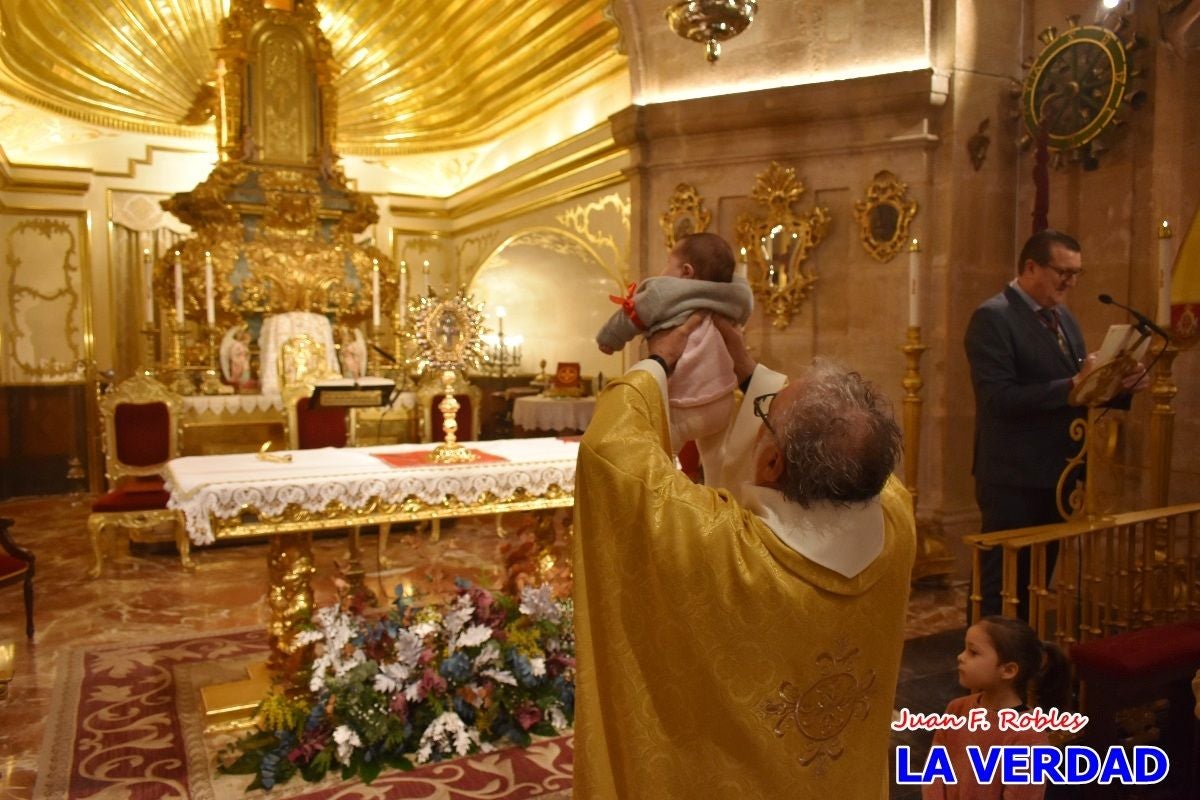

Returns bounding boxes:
[508,651,537,687]
[453,695,477,725]
[439,651,472,683]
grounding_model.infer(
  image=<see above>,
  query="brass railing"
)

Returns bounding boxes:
[963,503,1200,646]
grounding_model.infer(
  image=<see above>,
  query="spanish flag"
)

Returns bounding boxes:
[1171,206,1200,347]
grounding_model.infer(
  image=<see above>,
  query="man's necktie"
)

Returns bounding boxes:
[1038,308,1069,356]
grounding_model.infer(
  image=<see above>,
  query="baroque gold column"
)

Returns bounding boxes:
[266,533,315,682]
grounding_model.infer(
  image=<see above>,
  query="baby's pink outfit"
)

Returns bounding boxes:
[666,316,737,454]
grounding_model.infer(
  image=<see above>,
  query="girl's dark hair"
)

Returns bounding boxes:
[979,615,1071,710]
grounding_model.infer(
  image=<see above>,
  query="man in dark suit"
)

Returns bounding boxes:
[965,230,1098,620]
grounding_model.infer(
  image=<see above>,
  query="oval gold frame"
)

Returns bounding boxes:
[853,170,918,263]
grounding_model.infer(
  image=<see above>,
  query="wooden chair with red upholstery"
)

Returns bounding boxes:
[0,517,34,639]
[279,335,354,450]
[88,372,193,577]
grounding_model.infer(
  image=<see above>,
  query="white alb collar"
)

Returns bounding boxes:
[740,484,885,578]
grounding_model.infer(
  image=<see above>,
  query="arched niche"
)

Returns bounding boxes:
[467,228,625,381]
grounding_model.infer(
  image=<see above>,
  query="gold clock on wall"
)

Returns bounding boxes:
[1019,16,1144,168]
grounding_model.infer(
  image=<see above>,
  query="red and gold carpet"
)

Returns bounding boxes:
[34,628,573,800]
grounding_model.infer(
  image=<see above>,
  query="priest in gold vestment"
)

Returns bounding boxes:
[573,316,916,798]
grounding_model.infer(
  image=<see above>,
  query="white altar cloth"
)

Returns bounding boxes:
[513,396,597,432]
[165,437,578,545]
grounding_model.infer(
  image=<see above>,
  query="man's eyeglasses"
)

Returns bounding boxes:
[1041,263,1085,283]
[753,392,779,439]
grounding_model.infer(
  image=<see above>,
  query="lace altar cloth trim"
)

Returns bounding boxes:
[164,437,578,545]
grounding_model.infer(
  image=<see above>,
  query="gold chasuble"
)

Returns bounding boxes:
[573,368,916,799]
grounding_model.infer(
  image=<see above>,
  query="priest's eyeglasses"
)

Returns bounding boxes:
[1042,263,1085,283]
[753,392,779,439]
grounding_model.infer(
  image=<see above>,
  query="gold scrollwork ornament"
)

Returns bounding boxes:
[659,182,712,248]
[853,170,919,263]
[735,162,831,329]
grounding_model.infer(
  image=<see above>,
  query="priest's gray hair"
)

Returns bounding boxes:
[774,359,902,508]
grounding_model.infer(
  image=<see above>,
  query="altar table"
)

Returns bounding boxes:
[168,437,579,724]
[164,437,578,545]
[513,395,596,433]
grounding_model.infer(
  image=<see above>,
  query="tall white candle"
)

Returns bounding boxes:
[173,250,184,324]
[908,238,921,327]
[371,258,381,326]
[399,260,408,324]
[737,247,748,279]
[422,259,431,292]
[142,248,154,322]
[1157,220,1173,328]
[204,251,215,325]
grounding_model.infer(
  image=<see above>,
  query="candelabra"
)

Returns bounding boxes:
[140,322,159,374]
[481,307,523,382]
[901,324,954,581]
[199,323,224,394]
[166,315,196,395]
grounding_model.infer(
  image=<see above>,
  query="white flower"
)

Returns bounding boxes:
[546,704,568,730]
[442,595,474,638]
[373,661,413,693]
[455,623,493,650]
[414,711,480,764]
[529,657,546,677]
[481,668,517,686]
[472,641,500,669]
[518,584,562,623]
[410,620,440,639]
[333,724,362,763]
[393,628,424,668]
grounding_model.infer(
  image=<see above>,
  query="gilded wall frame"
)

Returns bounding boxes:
[659,183,711,248]
[853,170,918,263]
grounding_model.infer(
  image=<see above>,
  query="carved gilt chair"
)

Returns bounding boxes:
[0,518,34,639]
[279,336,355,450]
[88,372,193,578]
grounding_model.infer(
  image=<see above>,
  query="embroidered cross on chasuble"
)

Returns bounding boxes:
[1038,308,1069,356]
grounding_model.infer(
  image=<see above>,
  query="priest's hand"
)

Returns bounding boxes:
[1121,361,1150,393]
[712,315,757,385]
[647,312,705,373]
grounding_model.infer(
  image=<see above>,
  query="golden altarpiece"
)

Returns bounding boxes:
[140,0,414,455]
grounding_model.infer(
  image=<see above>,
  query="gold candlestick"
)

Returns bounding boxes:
[901,325,954,581]
[140,322,159,373]
[429,370,476,463]
[1147,339,1179,509]
[167,315,195,395]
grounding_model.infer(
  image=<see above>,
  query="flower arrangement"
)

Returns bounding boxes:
[219,579,575,790]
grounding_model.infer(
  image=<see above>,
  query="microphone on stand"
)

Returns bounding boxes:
[1097,294,1170,339]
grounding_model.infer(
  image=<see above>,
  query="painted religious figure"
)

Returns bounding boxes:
[220,323,257,391]
[337,325,368,379]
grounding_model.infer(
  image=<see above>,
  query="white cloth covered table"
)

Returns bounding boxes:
[513,396,596,432]
[165,437,578,545]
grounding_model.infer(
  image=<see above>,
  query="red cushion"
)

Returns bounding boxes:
[296,401,348,449]
[91,478,171,512]
[114,402,170,467]
[0,553,28,579]
[1071,622,1200,679]
[431,394,474,441]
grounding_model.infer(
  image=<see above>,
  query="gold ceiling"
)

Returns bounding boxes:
[0,0,624,154]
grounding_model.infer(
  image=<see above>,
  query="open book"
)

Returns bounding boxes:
[1094,324,1152,365]
[1068,324,1152,406]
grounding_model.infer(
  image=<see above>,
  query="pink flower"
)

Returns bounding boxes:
[389,692,408,720]
[419,647,436,666]
[420,668,447,697]
[513,703,543,731]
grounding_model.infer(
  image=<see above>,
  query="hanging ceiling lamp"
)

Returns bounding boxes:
[665,0,758,63]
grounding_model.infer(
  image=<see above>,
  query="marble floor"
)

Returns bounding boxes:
[0,493,967,799]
